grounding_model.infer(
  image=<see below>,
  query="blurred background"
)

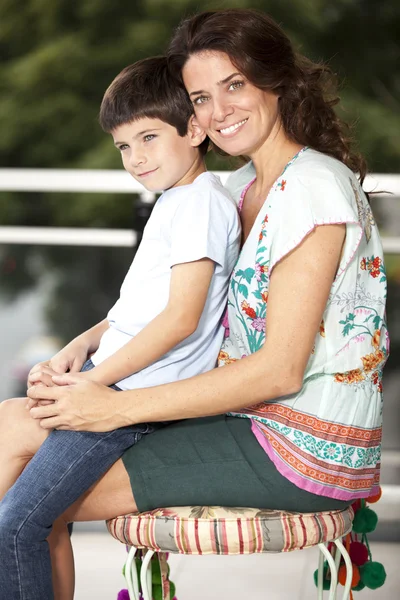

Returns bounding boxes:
[0,0,399,597]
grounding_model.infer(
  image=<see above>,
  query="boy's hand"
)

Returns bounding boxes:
[27,360,51,389]
[26,365,60,410]
[28,365,59,388]
[49,341,88,375]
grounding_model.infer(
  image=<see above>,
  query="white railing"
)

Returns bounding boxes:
[1,168,400,512]
[1,169,399,251]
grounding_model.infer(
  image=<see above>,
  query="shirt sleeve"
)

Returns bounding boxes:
[169,188,239,269]
[269,171,363,277]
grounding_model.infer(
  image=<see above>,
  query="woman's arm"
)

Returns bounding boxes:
[83,259,215,386]
[28,224,345,431]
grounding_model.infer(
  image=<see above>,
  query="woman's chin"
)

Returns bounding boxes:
[211,136,253,158]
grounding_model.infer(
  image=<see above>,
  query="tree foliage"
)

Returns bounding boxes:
[0,0,399,341]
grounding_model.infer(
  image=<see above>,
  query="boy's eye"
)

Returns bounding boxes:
[118,144,129,151]
[228,80,244,91]
[144,134,156,142]
[193,95,209,106]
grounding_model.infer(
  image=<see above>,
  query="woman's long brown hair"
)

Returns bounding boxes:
[167,9,368,187]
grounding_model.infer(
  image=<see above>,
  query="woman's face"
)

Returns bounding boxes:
[182,51,281,157]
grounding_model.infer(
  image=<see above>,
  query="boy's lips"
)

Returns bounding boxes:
[137,168,159,178]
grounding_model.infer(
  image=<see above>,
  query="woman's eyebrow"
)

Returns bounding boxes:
[189,72,242,97]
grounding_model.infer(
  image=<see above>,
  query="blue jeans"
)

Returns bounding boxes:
[0,360,153,599]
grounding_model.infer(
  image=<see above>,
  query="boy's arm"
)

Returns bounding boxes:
[84,259,215,386]
[27,318,110,391]
[49,319,109,373]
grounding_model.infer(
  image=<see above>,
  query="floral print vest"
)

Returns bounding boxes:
[219,148,389,500]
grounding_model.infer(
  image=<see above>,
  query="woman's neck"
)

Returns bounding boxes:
[249,127,303,198]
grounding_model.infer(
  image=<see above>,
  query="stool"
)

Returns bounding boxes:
[107,504,354,599]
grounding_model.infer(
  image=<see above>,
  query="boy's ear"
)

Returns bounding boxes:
[187,115,207,148]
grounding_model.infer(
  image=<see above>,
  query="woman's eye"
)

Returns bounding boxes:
[144,134,156,142]
[193,96,209,106]
[228,80,244,91]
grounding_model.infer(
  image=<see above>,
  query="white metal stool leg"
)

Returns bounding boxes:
[333,539,353,600]
[125,547,140,600]
[318,543,338,599]
[317,547,325,600]
[140,549,155,600]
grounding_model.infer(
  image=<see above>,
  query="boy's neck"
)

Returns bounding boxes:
[171,157,207,189]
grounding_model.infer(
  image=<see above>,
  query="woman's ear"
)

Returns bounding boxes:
[188,115,207,148]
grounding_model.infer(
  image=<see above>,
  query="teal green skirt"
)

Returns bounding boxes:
[122,415,350,513]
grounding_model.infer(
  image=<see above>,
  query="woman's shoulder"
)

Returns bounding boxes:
[291,148,356,189]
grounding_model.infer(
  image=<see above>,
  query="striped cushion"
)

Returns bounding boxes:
[107,505,353,555]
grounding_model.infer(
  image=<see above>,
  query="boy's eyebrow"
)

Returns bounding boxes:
[188,72,242,97]
[113,128,162,146]
[135,128,162,138]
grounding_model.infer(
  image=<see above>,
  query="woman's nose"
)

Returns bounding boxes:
[212,98,234,123]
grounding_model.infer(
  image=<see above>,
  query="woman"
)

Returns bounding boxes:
[0,8,388,599]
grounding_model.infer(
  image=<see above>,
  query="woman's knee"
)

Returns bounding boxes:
[0,397,49,456]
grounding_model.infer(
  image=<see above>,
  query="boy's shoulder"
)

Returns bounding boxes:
[168,171,238,214]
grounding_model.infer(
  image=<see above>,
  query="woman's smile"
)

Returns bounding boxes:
[217,118,248,137]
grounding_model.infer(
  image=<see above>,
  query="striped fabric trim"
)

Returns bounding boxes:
[107,505,353,556]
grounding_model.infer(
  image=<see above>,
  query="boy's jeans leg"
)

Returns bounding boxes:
[0,426,147,600]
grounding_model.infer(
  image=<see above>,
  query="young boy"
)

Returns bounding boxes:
[28,55,240,396]
[0,57,240,599]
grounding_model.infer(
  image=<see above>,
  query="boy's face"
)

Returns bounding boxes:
[112,117,204,192]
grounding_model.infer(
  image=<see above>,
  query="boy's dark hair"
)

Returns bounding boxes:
[99,56,208,156]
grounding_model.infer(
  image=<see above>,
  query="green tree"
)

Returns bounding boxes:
[0,0,399,343]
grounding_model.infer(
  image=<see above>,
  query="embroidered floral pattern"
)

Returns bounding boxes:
[218,350,238,365]
[360,255,386,282]
[319,319,326,337]
[258,214,268,241]
[334,369,365,384]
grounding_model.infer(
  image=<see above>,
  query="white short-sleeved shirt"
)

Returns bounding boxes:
[91,171,241,390]
[221,148,389,501]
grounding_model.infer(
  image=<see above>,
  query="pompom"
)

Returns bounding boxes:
[338,564,360,587]
[351,499,362,512]
[360,561,387,589]
[313,564,331,590]
[153,586,162,600]
[352,507,378,533]
[152,561,162,585]
[349,541,369,566]
[352,580,366,591]
[366,486,382,504]
[152,580,176,600]
[117,590,130,600]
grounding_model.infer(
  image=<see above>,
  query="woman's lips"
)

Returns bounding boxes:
[217,118,248,138]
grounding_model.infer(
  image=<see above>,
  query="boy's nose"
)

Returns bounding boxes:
[131,153,146,168]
